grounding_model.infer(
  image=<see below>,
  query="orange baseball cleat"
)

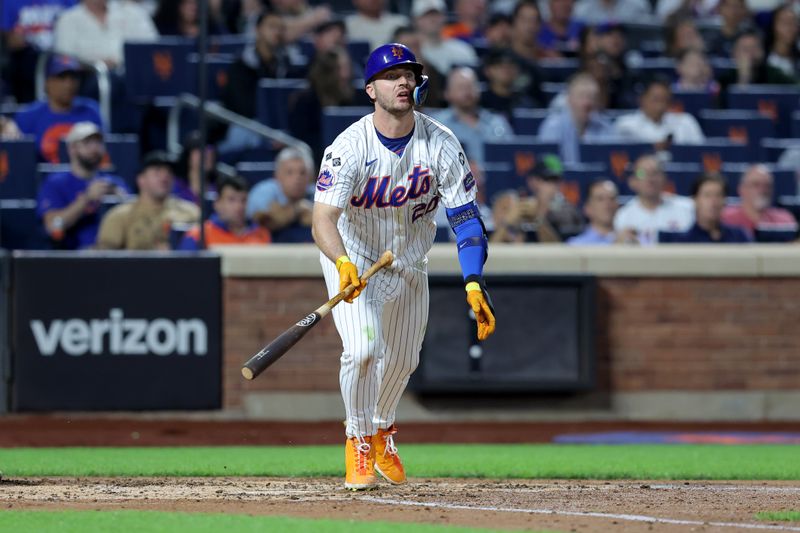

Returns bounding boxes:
[345,436,377,490]
[373,425,406,485]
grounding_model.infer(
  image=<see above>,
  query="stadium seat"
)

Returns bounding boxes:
[579,142,652,180]
[558,162,609,205]
[0,199,50,250]
[207,34,251,56]
[484,137,560,179]
[187,53,234,102]
[760,138,800,162]
[0,140,38,199]
[669,139,756,169]
[124,38,196,101]
[726,85,800,138]
[321,106,373,148]
[482,161,515,204]
[538,58,579,82]
[671,89,714,118]
[235,161,276,187]
[792,111,800,138]
[662,162,704,196]
[255,78,309,131]
[512,108,550,136]
[632,57,675,80]
[540,82,565,106]
[699,110,775,148]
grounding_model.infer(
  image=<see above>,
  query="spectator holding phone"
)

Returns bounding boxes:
[37,122,129,249]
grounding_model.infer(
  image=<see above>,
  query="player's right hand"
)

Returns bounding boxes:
[337,256,365,303]
[466,281,496,341]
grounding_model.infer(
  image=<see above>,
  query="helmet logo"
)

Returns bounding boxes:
[391,46,404,59]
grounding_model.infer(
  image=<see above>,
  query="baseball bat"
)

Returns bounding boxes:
[241,250,395,381]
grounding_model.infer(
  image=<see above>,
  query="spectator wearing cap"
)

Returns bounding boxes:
[434,67,513,166]
[574,0,652,25]
[538,72,615,163]
[523,154,584,241]
[613,153,694,245]
[97,151,200,250]
[36,121,129,249]
[665,173,751,243]
[720,165,798,239]
[412,0,479,77]
[567,179,636,245]
[614,79,705,148]
[13,54,103,163]
[177,175,271,250]
[246,146,315,243]
[53,0,158,69]
[481,48,537,121]
[1,0,76,104]
[442,0,487,44]
[538,0,584,56]
[345,0,407,52]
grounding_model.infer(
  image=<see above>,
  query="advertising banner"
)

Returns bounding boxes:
[11,253,222,411]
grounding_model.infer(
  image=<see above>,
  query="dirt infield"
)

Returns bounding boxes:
[3,477,800,532]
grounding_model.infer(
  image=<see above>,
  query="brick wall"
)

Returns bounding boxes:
[223,277,800,408]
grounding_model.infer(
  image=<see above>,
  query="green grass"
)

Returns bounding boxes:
[0,510,540,533]
[1,444,799,479]
[755,510,800,522]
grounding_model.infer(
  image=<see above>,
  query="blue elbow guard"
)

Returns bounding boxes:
[447,203,488,280]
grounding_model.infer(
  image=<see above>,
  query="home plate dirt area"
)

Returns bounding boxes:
[3,477,800,533]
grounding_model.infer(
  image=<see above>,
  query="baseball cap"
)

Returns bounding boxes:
[412,0,446,17]
[140,150,177,172]
[65,122,102,144]
[529,154,564,180]
[47,54,81,77]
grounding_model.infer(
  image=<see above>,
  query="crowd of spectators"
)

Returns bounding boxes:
[2,0,800,250]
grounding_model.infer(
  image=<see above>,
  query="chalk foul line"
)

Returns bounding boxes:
[360,496,800,532]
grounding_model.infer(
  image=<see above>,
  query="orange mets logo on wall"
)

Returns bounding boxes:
[153,51,174,81]
[391,46,404,59]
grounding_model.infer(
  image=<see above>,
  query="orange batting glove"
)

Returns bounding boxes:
[337,255,365,303]
[466,280,496,341]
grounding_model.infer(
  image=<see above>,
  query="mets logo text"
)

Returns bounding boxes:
[391,46,404,59]
[317,168,334,191]
[296,314,318,327]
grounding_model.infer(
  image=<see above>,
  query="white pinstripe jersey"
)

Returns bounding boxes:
[314,111,477,268]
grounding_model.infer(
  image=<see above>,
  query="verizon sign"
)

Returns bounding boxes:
[31,309,208,357]
[12,253,221,411]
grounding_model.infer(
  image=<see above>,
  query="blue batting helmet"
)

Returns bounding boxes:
[364,43,428,105]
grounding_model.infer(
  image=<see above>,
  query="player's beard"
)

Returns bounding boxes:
[374,87,413,116]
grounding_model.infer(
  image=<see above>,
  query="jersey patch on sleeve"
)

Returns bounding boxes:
[317,167,335,192]
[462,171,476,192]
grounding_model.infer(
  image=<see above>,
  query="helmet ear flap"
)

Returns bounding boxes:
[413,75,429,106]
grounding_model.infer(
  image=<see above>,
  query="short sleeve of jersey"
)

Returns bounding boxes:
[313,134,359,209]
[435,130,477,209]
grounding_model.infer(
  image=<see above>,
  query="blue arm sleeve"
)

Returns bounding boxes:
[446,202,487,281]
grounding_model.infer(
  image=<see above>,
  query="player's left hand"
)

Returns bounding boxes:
[466,281,495,341]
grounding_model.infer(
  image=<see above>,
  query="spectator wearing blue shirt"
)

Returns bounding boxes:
[1,0,77,103]
[665,173,751,244]
[37,122,129,249]
[246,146,315,243]
[568,179,637,245]
[538,0,583,56]
[538,72,615,163]
[13,54,103,163]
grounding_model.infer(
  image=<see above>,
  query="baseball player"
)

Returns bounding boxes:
[312,43,496,490]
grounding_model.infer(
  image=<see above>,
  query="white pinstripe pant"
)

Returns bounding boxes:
[321,254,429,438]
